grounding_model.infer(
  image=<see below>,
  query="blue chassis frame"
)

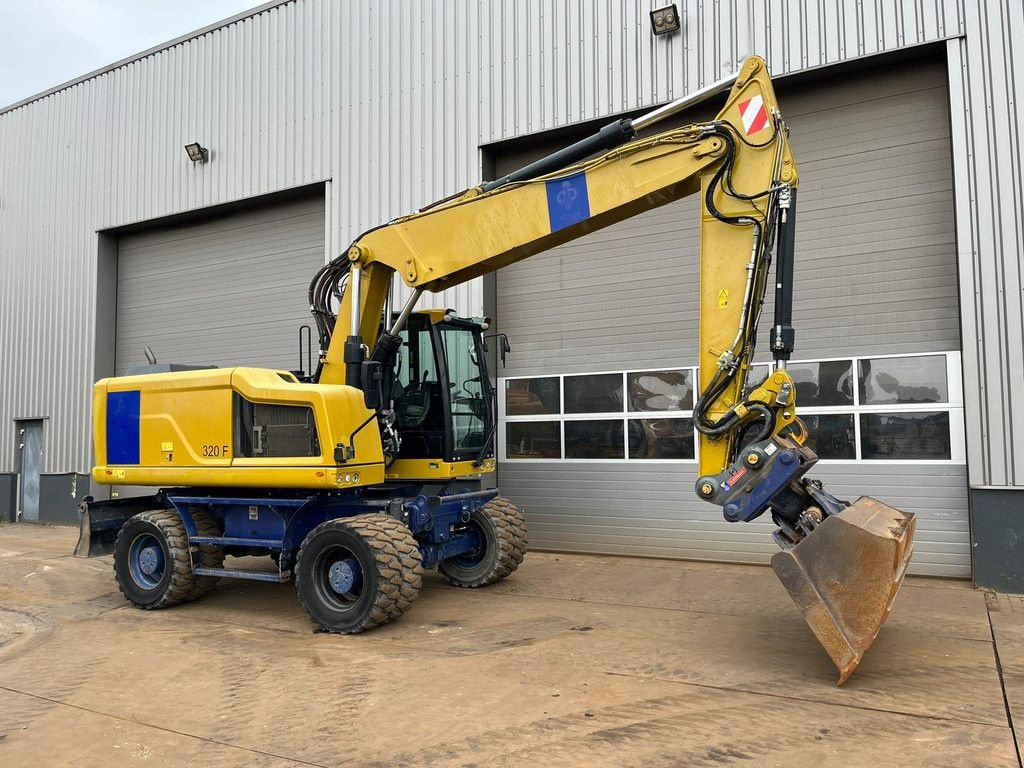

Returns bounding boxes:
[81,485,498,580]
[172,485,497,574]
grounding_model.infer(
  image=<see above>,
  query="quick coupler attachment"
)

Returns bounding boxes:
[695,435,818,525]
[696,436,917,684]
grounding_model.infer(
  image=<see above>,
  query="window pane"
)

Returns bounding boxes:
[860,412,951,460]
[744,364,770,394]
[628,418,694,459]
[859,355,948,405]
[441,328,487,457]
[799,414,855,459]
[564,373,623,413]
[627,370,693,412]
[506,421,561,459]
[565,419,624,459]
[505,377,560,415]
[789,361,854,406]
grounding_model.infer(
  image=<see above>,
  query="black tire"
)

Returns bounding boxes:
[113,509,196,609]
[295,513,423,633]
[188,508,224,600]
[439,496,527,588]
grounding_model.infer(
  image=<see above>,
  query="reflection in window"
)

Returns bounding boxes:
[505,377,560,415]
[789,361,854,407]
[745,364,770,394]
[628,370,693,411]
[628,418,694,459]
[441,327,487,457]
[859,356,947,405]
[860,412,951,460]
[565,419,624,458]
[506,421,561,459]
[502,353,960,463]
[799,414,855,459]
[564,374,623,413]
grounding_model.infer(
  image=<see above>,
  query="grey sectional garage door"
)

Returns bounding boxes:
[493,60,969,577]
[115,193,325,375]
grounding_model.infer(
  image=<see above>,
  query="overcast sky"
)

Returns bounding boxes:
[0,0,266,108]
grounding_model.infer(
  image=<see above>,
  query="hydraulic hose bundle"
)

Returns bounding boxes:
[307,255,351,380]
[691,120,787,451]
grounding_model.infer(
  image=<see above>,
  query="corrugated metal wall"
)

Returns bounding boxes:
[498,463,969,578]
[947,4,1024,488]
[1,0,1013,489]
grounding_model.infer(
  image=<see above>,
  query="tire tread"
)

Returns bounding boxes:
[295,513,423,633]
[440,496,528,588]
[113,509,196,609]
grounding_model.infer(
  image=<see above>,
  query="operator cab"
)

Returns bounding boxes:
[393,310,495,464]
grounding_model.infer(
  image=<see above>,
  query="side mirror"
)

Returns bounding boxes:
[483,333,511,368]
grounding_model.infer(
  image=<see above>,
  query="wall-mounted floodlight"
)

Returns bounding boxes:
[650,4,681,36]
[184,142,209,163]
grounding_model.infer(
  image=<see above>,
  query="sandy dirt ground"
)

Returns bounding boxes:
[0,522,1019,767]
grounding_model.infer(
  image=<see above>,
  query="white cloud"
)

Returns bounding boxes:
[0,0,265,107]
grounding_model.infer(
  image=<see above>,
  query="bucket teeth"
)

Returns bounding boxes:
[771,497,916,685]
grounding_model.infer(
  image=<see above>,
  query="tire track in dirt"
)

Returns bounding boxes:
[0,687,57,737]
[359,686,1009,768]
[588,641,1006,727]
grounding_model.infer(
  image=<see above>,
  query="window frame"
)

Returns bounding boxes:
[499,366,700,464]
[758,350,965,465]
[498,351,965,466]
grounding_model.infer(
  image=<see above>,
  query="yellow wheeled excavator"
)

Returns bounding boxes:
[78,56,915,684]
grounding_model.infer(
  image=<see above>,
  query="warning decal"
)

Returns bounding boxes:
[738,94,769,135]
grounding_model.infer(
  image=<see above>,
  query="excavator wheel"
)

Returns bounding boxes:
[188,508,225,601]
[113,509,196,610]
[439,496,528,588]
[295,513,423,633]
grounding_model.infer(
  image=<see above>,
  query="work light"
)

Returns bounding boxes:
[650,4,681,36]
[184,142,209,163]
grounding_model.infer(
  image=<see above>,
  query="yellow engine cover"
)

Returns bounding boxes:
[93,367,385,489]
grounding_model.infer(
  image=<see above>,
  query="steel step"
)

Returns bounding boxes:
[189,535,283,548]
[193,566,290,583]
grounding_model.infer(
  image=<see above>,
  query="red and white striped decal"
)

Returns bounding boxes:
[738,94,769,135]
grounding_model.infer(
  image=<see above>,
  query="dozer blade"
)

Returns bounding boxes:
[771,497,916,685]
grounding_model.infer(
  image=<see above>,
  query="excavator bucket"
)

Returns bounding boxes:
[771,497,916,685]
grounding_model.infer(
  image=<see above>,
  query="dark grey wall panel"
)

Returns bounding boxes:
[115,194,326,375]
[38,473,90,526]
[971,488,1024,592]
[0,474,16,523]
